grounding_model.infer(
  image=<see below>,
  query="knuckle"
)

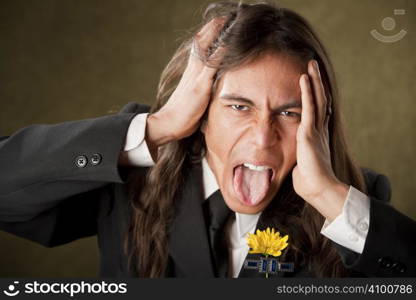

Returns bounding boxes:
[194,78,212,94]
[190,82,203,95]
[192,87,202,95]
[303,128,318,140]
[310,71,319,79]
[304,131,315,141]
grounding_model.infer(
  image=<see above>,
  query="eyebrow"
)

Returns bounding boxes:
[219,93,302,112]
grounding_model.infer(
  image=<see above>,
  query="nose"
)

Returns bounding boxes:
[250,118,279,149]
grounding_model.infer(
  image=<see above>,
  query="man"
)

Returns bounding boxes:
[1,2,415,277]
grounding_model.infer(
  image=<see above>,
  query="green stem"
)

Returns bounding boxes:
[265,254,269,278]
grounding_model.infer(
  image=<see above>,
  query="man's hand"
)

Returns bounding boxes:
[145,17,227,158]
[292,60,349,222]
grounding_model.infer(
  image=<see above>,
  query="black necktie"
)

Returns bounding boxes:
[204,190,232,277]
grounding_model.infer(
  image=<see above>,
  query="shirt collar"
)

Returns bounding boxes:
[202,157,261,238]
[202,157,219,200]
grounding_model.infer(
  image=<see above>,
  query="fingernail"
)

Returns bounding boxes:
[313,60,321,76]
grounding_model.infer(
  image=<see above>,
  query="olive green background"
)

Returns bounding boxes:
[0,0,414,277]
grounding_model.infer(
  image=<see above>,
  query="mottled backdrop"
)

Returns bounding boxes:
[0,0,415,276]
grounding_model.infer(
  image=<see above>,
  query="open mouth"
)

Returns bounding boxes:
[233,162,274,207]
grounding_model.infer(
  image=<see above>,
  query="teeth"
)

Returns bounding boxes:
[243,163,271,172]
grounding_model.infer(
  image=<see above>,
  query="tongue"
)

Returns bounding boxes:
[233,165,271,206]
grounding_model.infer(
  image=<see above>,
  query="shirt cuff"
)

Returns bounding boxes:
[320,186,370,254]
[123,113,155,167]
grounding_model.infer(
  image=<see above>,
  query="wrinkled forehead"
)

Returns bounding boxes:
[213,53,307,105]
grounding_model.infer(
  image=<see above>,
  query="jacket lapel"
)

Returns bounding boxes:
[168,161,215,277]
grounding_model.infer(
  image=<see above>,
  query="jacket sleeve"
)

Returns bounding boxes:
[335,171,416,277]
[0,101,150,247]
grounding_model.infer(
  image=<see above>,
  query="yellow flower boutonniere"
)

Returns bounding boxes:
[247,227,289,257]
[246,227,290,278]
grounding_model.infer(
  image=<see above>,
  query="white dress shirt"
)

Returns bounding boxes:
[123,113,371,277]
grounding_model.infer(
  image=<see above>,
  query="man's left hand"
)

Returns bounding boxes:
[292,60,349,222]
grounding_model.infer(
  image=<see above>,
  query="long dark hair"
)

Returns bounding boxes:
[124,1,367,277]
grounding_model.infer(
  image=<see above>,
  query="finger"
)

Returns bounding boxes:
[308,60,327,129]
[198,17,227,50]
[299,74,315,131]
[193,17,227,59]
[200,46,226,79]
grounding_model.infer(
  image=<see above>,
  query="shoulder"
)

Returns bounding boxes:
[361,167,391,203]
[118,101,151,114]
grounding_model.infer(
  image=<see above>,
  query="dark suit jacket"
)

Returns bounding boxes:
[1,102,415,277]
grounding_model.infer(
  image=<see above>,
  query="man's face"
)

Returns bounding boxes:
[203,53,305,214]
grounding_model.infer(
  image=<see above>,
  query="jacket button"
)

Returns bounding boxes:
[75,155,88,168]
[91,153,102,166]
[378,257,393,268]
[392,262,406,274]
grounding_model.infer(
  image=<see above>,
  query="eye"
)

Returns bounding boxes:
[280,111,300,118]
[280,110,299,117]
[230,104,249,111]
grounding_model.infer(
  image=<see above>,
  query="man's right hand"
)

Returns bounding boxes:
[145,17,227,159]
